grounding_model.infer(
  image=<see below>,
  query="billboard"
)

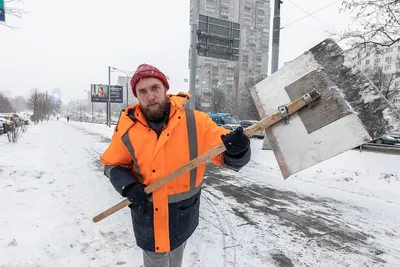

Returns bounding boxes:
[109,85,123,103]
[0,0,5,22]
[196,14,240,61]
[91,84,123,103]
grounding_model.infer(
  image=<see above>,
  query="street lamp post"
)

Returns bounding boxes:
[126,73,129,107]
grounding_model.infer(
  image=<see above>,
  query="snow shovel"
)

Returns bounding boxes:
[250,38,400,178]
[92,89,321,223]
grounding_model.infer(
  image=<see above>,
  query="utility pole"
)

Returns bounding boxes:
[271,0,283,73]
[45,90,48,121]
[263,0,283,151]
[189,0,199,110]
[126,74,129,107]
[189,24,198,110]
[108,66,111,127]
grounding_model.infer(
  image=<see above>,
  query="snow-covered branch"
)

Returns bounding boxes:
[333,0,400,55]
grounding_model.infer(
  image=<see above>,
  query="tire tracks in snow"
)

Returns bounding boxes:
[201,190,238,267]
[204,163,396,266]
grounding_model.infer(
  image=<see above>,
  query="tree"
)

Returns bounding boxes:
[27,89,42,123]
[10,96,27,112]
[1,0,26,28]
[371,67,400,98]
[369,61,400,106]
[212,89,224,113]
[0,93,13,113]
[26,89,61,123]
[337,0,400,54]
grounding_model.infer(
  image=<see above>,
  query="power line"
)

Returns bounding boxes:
[286,0,335,31]
[280,0,341,30]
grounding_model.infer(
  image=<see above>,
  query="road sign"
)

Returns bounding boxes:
[0,0,5,22]
[196,14,240,61]
[91,84,123,103]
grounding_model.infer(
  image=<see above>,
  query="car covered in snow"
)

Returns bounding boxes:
[374,132,400,145]
[0,117,14,134]
[0,119,4,135]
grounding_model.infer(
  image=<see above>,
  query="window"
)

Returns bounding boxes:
[357,60,361,65]
[386,47,393,53]
[365,60,370,65]
[384,65,392,71]
[374,58,381,65]
[385,56,392,63]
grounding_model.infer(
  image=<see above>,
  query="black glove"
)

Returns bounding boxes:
[221,126,250,156]
[123,183,149,214]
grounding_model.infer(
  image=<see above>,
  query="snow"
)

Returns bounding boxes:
[332,86,359,115]
[1,120,400,266]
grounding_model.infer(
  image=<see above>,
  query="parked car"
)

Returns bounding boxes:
[0,117,13,134]
[0,113,27,127]
[222,123,242,131]
[239,120,265,139]
[374,132,400,145]
[207,112,239,126]
[0,120,4,135]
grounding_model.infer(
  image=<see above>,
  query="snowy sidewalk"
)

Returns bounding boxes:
[0,121,141,266]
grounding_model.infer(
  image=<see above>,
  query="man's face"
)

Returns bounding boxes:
[136,77,169,121]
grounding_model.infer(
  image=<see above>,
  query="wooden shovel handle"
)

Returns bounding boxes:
[92,90,321,223]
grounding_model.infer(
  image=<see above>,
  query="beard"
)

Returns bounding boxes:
[142,99,170,122]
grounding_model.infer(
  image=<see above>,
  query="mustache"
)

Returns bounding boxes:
[147,102,160,106]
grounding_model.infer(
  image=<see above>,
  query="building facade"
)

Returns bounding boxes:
[190,0,270,119]
[355,44,400,109]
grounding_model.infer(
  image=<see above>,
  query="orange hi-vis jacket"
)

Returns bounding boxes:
[101,93,232,252]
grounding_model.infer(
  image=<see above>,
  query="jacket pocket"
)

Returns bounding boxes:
[176,196,200,238]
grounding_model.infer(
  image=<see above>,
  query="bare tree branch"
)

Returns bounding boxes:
[0,93,14,113]
[0,0,27,28]
[331,0,400,54]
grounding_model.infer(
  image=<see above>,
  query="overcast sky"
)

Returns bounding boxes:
[0,0,353,102]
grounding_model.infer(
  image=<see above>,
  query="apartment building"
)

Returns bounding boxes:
[355,44,400,109]
[190,0,270,119]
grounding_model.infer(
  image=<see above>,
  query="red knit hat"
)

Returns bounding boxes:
[130,64,170,97]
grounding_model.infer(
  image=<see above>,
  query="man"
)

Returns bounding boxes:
[101,63,251,267]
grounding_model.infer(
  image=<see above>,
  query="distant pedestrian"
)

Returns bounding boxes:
[67,116,70,123]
